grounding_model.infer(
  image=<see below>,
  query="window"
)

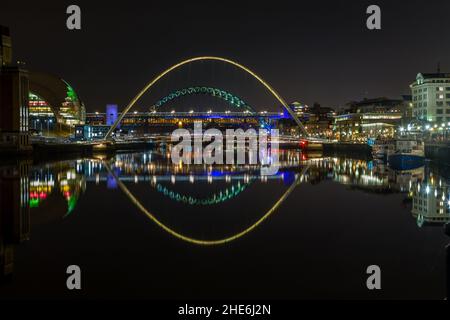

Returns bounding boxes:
[437,101,444,106]
[437,109,443,114]
[437,117,443,122]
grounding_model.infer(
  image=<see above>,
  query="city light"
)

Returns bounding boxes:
[2,4,450,303]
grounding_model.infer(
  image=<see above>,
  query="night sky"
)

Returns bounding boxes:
[1,0,450,111]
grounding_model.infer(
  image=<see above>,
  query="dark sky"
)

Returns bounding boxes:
[1,0,450,112]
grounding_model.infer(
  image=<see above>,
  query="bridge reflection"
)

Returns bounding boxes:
[1,151,450,276]
[4,152,450,224]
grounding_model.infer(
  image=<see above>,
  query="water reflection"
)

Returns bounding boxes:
[1,150,450,294]
[5,152,450,232]
[0,161,30,278]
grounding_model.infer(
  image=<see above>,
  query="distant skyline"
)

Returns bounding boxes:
[1,0,450,111]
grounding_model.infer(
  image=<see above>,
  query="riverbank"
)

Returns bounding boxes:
[322,142,372,158]
[0,141,156,162]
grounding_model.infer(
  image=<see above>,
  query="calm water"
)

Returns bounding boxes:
[0,150,449,300]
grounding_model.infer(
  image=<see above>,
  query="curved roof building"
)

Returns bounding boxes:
[28,72,85,125]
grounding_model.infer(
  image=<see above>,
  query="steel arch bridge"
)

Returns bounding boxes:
[153,86,255,113]
[105,56,308,139]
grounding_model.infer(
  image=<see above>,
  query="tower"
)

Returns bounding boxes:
[0,26,31,151]
[106,104,119,128]
[0,25,12,67]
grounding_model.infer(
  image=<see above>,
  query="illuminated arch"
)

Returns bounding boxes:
[105,56,307,139]
[155,179,252,205]
[153,86,255,113]
[105,162,309,245]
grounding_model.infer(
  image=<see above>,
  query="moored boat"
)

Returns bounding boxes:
[387,138,425,170]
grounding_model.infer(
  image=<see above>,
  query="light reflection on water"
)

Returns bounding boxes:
[0,150,449,299]
[25,151,450,227]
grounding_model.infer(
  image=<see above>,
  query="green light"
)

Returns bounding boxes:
[29,198,40,208]
[62,79,78,102]
[155,179,251,206]
[155,86,254,113]
[67,195,78,214]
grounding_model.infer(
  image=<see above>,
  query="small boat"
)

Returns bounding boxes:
[387,138,425,170]
[371,139,392,161]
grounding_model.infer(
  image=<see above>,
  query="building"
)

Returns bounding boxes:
[74,124,111,140]
[0,66,31,151]
[0,25,12,67]
[0,26,31,151]
[28,72,86,130]
[346,97,410,116]
[410,72,450,124]
[334,98,405,141]
[280,102,335,137]
[305,103,335,138]
[288,101,309,117]
[106,104,119,127]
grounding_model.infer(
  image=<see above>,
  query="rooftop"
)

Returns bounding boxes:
[418,72,450,79]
